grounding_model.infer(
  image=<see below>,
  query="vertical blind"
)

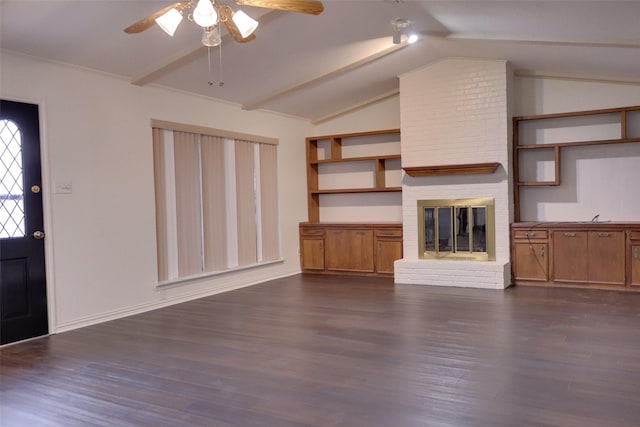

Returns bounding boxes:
[201,135,227,272]
[152,125,279,283]
[235,139,257,267]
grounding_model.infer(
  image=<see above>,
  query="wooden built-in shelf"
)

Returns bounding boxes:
[515,105,640,121]
[306,129,401,222]
[513,104,640,222]
[310,154,400,164]
[516,137,640,150]
[403,162,500,177]
[518,181,560,187]
[311,187,402,195]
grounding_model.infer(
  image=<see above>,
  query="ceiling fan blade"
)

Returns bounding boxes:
[235,0,324,15]
[124,2,191,34]
[218,5,257,43]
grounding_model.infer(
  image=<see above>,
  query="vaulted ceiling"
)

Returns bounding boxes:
[2,1,639,123]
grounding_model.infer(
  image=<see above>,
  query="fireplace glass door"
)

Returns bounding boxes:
[418,198,495,261]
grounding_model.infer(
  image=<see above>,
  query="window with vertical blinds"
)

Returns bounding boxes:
[151,120,280,284]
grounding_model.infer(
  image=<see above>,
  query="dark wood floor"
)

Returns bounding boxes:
[3,274,640,427]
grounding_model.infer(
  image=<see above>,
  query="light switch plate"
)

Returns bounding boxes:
[55,181,73,194]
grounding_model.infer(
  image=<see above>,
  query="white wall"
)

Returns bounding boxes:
[1,51,311,332]
[312,96,400,136]
[514,77,640,222]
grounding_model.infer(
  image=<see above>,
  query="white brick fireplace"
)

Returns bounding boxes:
[395,58,514,289]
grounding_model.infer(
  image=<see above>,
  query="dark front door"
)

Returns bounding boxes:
[1,100,48,345]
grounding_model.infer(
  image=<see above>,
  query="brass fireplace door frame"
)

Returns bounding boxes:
[417,197,496,261]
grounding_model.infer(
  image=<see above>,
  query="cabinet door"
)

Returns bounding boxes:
[325,229,349,271]
[513,242,548,281]
[301,239,325,271]
[552,231,588,283]
[588,231,625,285]
[376,239,402,274]
[326,229,374,272]
[631,245,640,286]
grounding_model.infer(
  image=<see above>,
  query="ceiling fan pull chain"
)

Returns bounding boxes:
[218,41,224,87]
[207,46,214,86]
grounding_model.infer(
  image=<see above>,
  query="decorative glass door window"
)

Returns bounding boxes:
[418,198,495,261]
[0,119,25,239]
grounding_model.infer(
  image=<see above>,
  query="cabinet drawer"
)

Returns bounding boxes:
[375,228,402,238]
[300,228,325,237]
[513,230,548,240]
[629,231,640,241]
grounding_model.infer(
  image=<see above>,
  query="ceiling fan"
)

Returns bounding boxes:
[124,0,324,46]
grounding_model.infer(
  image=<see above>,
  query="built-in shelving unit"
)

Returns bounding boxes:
[305,129,401,222]
[511,104,640,291]
[302,129,403,277]
[513,105,640,221]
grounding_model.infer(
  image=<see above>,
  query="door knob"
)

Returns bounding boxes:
[33,230,45,239]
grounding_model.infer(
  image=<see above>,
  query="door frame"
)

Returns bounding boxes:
[2,96,57,339]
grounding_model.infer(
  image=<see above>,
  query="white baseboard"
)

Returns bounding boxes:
[54,270,300,334]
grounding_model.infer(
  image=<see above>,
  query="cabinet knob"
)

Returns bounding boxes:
[525,232,536,237]
[564,232,576,238]
[597,232,611,238]
[540,246,545,258]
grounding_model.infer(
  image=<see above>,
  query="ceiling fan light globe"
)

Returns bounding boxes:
[407,33,418,44]
[232,10,259,38]
[155,8,183,36]
[193,0,218,28]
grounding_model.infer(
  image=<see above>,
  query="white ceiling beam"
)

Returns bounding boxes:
[131,10,284,86]
[131,47,203,86]
[311,89,399,125]
[442,34,640,49]
[241,42,410,111]
[515,70,640,86]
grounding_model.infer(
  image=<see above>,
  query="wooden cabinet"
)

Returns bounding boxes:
[300,223,401,276]
[300,227,325,271]
[551,230,625,285]
[587,231,625,285]
[629,231,640,287]
[512,223,640,289]
[631,246,640,286]
[326,228,374,273]
[301,239,325,271]
[375,228,403,275]
[511,229,548,281]
[551,231,589,283]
